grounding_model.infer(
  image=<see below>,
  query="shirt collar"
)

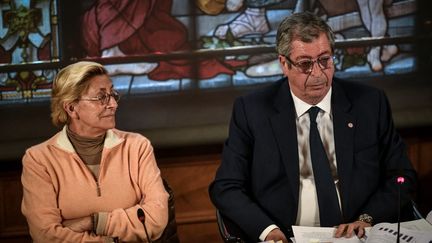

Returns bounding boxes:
[56,126,123,152]
[290,87,332,118]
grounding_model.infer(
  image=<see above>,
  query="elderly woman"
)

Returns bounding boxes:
[21,61,168,242]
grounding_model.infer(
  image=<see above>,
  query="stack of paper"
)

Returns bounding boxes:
[291,219,432,243]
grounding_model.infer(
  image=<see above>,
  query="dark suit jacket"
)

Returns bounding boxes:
[209,78,417,241]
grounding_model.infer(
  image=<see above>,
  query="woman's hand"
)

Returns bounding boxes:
[62,216,93,233]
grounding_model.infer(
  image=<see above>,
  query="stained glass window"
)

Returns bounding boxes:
[0,0,59,103]
[0,0,418,104]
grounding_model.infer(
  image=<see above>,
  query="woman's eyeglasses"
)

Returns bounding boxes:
[80,90,120,105]
[285,55,334,74]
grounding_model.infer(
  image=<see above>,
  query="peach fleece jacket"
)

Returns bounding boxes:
[21,126,168,243]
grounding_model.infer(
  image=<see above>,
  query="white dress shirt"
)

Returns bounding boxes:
[259,88,341,241]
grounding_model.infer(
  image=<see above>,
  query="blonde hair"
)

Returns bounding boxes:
[51,61,108,127]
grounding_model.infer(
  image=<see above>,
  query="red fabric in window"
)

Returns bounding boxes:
[81,0,234,81]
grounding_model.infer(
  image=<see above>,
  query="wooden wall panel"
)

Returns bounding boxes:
[0,130,431,242]
[0,172,28,239]
[418,141,432,176]
[417,141,432,215]
[0,236,31,243]
[406,138,432,215]
[177,222,220,243]
[159,154,221,243]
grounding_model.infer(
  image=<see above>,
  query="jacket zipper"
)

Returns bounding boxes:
[96,181,101,197]
[71,145,104,197]
[96,151,106,197]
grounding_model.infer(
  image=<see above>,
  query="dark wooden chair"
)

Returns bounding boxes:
[216,209,246,243]
[154,179,179,243]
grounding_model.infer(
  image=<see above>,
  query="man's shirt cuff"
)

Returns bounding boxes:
[259,224,279,241]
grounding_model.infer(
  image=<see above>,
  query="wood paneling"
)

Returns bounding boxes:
[159,154,221,242]
[177,222,220,243]
[1,129,431,242]
[0,172,28,240]
[405,136,432,215]
[0,236,31,243]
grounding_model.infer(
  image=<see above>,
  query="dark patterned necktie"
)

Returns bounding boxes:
[308,106,342,226]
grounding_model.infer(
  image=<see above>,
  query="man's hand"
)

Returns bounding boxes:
[265,228,289,243]
[62,216,93,233]
[334,221,371,238]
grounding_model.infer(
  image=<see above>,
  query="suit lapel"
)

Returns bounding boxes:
[268,79,356,223]
[269,80,300,213]
[331,81,355,222]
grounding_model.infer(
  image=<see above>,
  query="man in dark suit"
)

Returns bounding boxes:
[209,12,416,243]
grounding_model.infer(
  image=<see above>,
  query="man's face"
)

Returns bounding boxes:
[279,33,334,105]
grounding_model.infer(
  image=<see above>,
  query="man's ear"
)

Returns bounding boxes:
[278,54,290,75]
[278,54,286,66]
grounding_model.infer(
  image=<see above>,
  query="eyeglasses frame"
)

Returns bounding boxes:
[284,55,335,74]
[79,89,121,105]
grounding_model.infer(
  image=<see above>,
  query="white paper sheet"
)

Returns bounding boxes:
[292,225,363,243]
[366,221,432,243]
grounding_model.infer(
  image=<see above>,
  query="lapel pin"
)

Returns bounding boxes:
[348,122,354,128]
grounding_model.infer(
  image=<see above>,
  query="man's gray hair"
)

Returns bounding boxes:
[276,12,335,58]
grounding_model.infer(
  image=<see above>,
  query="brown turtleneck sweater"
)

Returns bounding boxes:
[66,126,105,178]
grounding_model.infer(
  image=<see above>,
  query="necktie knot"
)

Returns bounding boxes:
[308,106,320,123]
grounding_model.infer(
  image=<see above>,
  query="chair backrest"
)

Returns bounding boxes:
[216,210,245,243]
[154,179,179,243]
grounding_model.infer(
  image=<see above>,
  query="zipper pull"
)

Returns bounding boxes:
[96,182,101,197]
